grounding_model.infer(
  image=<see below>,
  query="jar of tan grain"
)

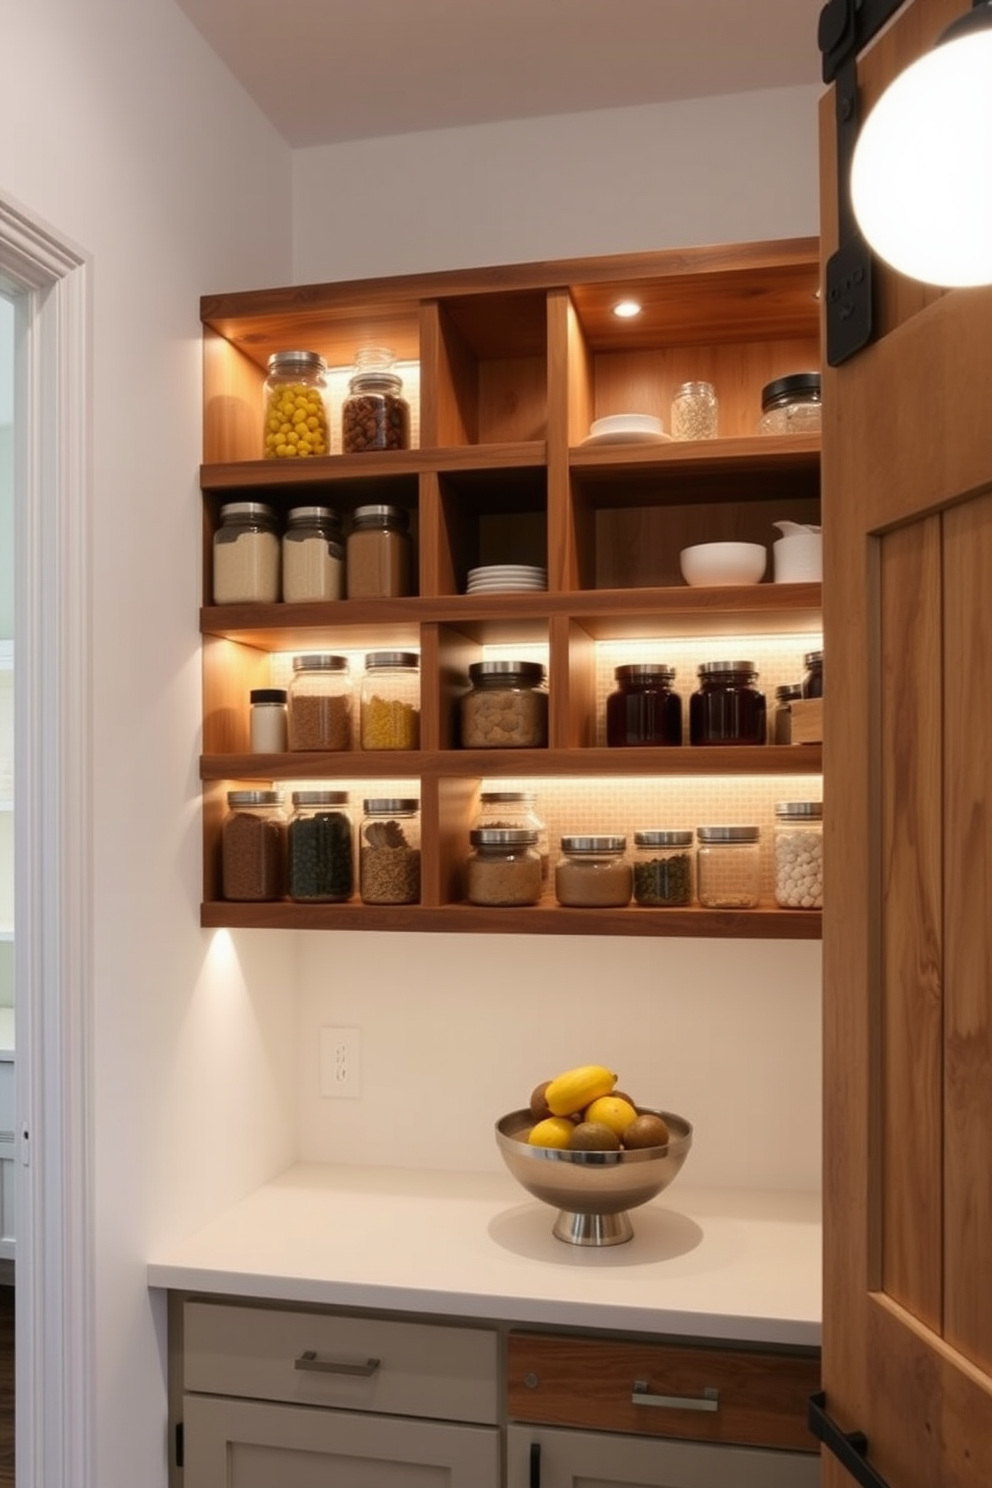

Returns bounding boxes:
[466,827,542,907]
[345,504,413,599]
[554,836,632,908]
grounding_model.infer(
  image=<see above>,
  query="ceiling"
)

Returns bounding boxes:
[174,0,827,150]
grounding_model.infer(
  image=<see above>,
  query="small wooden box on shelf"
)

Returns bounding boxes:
[199,237,823,940]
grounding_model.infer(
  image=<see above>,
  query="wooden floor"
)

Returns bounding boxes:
[0,1285,13,1486]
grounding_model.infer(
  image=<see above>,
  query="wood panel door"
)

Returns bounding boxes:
[819,1,992,1485]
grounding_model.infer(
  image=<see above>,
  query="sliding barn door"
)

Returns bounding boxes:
[819,1,992,1485]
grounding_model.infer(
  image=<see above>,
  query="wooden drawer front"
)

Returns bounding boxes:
[507,1333,820,1452]
[184,1301,498,1424]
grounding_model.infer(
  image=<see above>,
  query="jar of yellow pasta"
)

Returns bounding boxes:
[360,651,420,750]
[262,350,330,459]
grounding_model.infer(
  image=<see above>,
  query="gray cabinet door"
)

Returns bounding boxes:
[183,1395,499,1488]
[506,1423,819,1488]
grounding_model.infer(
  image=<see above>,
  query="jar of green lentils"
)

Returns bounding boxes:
[287,790,354,903]
[632,830,694,907]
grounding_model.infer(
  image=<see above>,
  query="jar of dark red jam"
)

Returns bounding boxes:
[689,660,766,746]
[606,664,682,746]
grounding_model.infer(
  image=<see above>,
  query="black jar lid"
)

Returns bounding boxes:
[468,660,545,684]
[614,663,676,683]
[761,372,821,411]
[697,659,758,676]
[804,649,824,668]
[249,688,288,704]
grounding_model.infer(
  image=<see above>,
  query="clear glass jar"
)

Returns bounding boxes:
[263,349,330,459]
[287,790,354,903]
[359,798,421,905]
[249,688,288,753]
[221,790,287,902]
[360,650,420,750]
[773,682,803,744]
[696,825,761,908]
[758,372,822,436]
[606,663,682,746]
[345,503,413,599]
[554,836,632,908]
[282,505,343,602]
[342,346,411,453]
[473,791,549,883]
[689,660,766,746]
[287,654,353,751]
[802,649,824,699]
[774,802,823,909]
[466,827,542,907]
[461,661,548,748]
[212,501,280,605]
[632,830,694,907]
[671,380,718,441]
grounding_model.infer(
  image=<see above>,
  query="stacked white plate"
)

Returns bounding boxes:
[466,564,547,594]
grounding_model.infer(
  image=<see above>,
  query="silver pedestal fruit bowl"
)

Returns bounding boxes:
[495,1107,693,1247]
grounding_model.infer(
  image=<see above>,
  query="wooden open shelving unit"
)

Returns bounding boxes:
[200,236,823,938]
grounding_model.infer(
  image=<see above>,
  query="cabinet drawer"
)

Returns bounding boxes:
[507,1332,820,1452]
[184,1300,498,1424]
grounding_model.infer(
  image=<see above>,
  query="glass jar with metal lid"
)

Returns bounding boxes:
[263,349,330,459]
[671,380,719,441]
[632,830,694,907]
[554,835,632,908]
[221,790,287,902]
[473,791,549,883]
[774,802,823,909]
[360,650,420,750]
[342,346,411,453]
[773,682,804,744]
[802,649,823,699]
[359,798,421,905]
[287,790,354,903]
[212,501,280,604]
[606,663,682,746]
[461,660,548,748]
[345,503,413,599]
[696,825,761,908]
[287,653,353,751]
[689,660,766,746]
[466,827,542,907]
[758,372,822,436]
[281,505,344,602]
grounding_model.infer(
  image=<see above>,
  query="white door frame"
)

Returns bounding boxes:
[0,190,93,1488]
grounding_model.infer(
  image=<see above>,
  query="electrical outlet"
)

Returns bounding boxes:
[320,1026,361,1099]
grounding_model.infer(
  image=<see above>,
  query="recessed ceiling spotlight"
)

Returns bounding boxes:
[612,300,642,319]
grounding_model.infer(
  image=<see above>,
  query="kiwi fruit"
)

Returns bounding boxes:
[622,1112,670,1149]
[529,1080,554,1121]
[569,1121,621,1152]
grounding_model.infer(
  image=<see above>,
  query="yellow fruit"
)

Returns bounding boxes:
[527,1117,576,1149]
[545,1064,617,1117]
[570,1121,621,1152]
[584,1095,638,1138]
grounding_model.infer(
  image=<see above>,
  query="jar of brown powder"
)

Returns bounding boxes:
[221,790,287,901]
[466,827,542,907]
[345,504,413,599]
[287,654,354,751]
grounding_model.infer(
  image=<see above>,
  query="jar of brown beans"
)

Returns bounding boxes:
[342,346,410,453]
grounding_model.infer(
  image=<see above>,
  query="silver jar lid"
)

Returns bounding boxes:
[363,798,419,814]
[292,653,349,671]
[775,802,823,819]
[291,790,349,807]
[365,650,419,670]
[227,790,284,807]
[468,660,545,684]
[218,500,277,522]
[479,791,536,805]
[696,825,760,842]
[351,504,409,529]
[697,660,758,676]
[634,830,693,847]
[470,827,539,847]
[267,349,327,376]
[560,835,627,854]
[286,505,342,527]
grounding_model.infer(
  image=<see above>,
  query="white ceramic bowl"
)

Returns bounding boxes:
[679,541,767,587]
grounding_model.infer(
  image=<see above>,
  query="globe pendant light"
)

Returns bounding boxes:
[850,2,992,287]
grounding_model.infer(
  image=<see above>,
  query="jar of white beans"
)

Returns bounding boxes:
[773,802,823,909]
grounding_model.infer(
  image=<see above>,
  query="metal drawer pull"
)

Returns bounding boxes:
[294,1350,381,1377]
[632,1380,720,1412]
[808,1390,891,1488]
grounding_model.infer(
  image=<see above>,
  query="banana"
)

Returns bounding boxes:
[544,1063,617,1117]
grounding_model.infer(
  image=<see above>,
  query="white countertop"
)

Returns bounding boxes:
[148,1163,821,1347]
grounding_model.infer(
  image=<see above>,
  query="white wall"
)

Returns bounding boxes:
[290,85,824,1193]
[0,4,296,1486]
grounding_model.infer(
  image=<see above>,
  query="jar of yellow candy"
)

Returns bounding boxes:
[262,350,329,459]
